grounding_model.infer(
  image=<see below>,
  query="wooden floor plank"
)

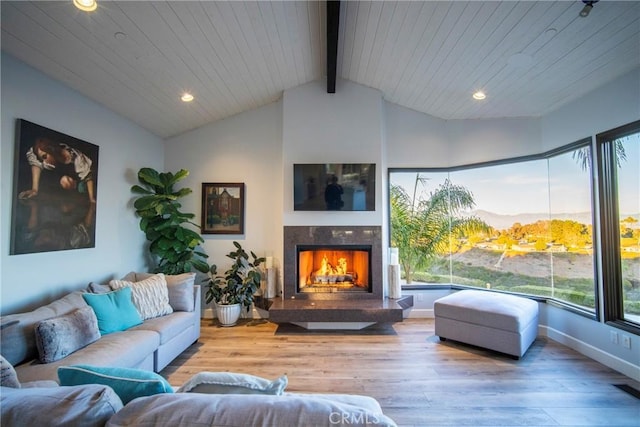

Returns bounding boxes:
[161,318,639,427]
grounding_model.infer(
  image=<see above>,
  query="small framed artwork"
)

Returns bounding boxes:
[201,183,245,235]
[10,119,99,255]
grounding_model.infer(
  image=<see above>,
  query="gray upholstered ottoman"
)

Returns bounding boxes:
[434,290,539,358]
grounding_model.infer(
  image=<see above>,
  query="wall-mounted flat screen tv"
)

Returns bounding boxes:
[293,163,375,211]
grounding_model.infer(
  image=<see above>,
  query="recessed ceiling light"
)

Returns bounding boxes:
[73,0,97,12]
[472,91,486,100]
[181,93,194,102]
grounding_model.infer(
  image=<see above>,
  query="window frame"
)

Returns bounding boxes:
[596,119,640,334]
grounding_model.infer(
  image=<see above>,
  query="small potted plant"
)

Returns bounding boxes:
[205,241,265,326]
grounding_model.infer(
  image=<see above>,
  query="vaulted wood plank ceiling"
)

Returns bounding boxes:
[2,1,638,138]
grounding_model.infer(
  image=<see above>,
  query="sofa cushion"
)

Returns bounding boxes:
[1,384,123,427]
[15,329,160,384]
[124,272,196,312]
[110,274,173,320]
[178,372,288,395]
[82,287,142,335]
[0,355,20,388]
[34,306,100,363]
[58,365,174,405]
[0,291,87,366]
[105,393,398,427]
[130,311,194,345]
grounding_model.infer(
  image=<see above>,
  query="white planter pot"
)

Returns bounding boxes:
[215,303,242,327]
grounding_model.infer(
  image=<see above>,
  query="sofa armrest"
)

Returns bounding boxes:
[192,284,201,341]
[2,384,123,427]
[192,285,201,313]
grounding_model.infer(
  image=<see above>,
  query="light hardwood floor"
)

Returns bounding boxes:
[161,318,639,427]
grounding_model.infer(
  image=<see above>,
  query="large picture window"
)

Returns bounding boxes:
[390,131,639,319]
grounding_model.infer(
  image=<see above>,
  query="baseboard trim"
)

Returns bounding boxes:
[540,325,640,382]
[405,308,434,318]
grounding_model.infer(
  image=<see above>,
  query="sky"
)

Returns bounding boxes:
[391,135,639,216]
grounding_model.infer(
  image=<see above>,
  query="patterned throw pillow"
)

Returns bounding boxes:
[0,355,20,388]
[110,274,173,320]
[122,272,196,312]
[34,306,100,363]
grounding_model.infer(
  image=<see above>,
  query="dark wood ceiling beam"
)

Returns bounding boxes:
[326,1,340,93]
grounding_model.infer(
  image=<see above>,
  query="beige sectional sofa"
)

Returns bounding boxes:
[1,273,398,426]
[1,274,200,383]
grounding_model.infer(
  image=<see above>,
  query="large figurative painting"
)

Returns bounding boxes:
[201,183,245,235]
[10,119,99,255]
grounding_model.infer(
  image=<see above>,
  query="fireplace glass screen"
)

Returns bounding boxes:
[297,245,371,293]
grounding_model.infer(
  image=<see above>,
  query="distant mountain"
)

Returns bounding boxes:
[467,210,640,230]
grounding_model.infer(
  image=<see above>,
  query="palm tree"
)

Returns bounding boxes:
[573,139,626,171]
[390,175,488,283]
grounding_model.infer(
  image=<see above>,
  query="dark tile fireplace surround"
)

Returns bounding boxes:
[283,225,383,300]
[267,226,413,328]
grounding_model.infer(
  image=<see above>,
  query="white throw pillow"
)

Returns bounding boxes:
[177,372,288,395]
[110,274,173,320]
[122,272,195,312]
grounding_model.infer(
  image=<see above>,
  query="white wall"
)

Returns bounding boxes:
[1,54,164,314]
[385,103,449,168]
[541,67,640,150]
[282,80,384,226]
[445,117,541,166]
[164,100,283,299]
[385,103,542,168]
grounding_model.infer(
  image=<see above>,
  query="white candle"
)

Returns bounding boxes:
[266,256,273,269]
[389,248,399,265]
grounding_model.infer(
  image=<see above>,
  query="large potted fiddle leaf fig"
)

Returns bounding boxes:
[131,167,209,275]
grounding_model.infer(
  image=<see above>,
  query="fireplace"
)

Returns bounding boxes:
[283,226,383,300]
[297,245,371,294]
[272,225,413,328]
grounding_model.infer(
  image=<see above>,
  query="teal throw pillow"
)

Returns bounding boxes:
[82,287,142,335]
[58,365,173,404]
